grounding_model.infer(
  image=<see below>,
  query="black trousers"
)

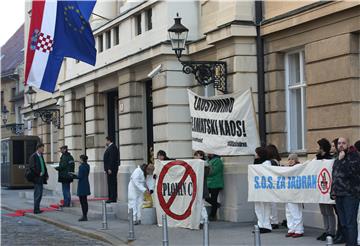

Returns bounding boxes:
[205,188,222,218]
[79,196,88,217]
[33,178,44,212]
[107,171,118,201]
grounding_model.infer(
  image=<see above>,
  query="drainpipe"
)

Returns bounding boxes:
[255,1,266,147]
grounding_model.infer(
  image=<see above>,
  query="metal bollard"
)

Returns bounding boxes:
[203,216,209,246]
[162,214,169,246]
[128,208,135,241]
[101,200,108,230]
[254,225,261,246]
[326,236,333,246]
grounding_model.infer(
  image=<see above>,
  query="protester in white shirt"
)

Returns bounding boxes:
[285,153,304,238]
[128,163,153,225]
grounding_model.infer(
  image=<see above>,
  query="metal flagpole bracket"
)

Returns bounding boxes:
[181,60,227,94]
[33,109,61,129]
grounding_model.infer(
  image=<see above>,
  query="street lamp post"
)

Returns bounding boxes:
[2,106,9,125]
[25,86,61,129]
[168,13,228,94]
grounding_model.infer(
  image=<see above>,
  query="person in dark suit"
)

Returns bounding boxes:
[103,136,119,203]
[29,143,49,214]
[73,155,91,221]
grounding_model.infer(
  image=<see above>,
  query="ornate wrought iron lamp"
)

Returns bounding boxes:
[168,13,227,93]
[25,86,61,128]
[1,105,25,135]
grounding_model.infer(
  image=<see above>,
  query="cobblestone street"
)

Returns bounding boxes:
[1,210,109,246]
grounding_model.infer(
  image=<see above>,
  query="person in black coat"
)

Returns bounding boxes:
[73,155,91,221]
[28,143,49,214]
[103,136,119,203]
[316,138,337,241]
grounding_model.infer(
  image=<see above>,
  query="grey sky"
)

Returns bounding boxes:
[0,0,25,47]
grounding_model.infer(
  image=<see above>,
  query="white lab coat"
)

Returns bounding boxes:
[146,174,155,191]
[286,203,304,234]
[254,160,272,230]
[128,166,147,221]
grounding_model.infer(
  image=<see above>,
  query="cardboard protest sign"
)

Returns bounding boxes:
[154,159,204,229]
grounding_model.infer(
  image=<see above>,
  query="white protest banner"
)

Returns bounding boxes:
[248,159,334,204]
[154,159,204,230]
[188,89,260,156]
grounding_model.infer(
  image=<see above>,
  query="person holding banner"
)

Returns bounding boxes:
[331,137,360,246]
[254,147,268,164]
[331,138,339,158]
[316,138,336,241]
[285,154,304,238]
[205,154,224,221]
[253,147,272,233]
[128,163,152,225]
[194,150,210,228]
[157,150,171,161]
[266,144,281,229]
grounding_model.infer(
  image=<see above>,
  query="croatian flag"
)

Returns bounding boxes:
[25,0,97,92]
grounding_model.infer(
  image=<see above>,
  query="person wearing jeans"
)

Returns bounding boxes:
[55,145,75,207]
[205,154,224,221]
[331,137,360,246]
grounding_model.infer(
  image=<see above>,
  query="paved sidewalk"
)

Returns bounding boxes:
[1,188,331,246]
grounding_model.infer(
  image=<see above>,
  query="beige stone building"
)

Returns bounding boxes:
[1,25,26,138]
[22,0,359,226]
[262,1,360,226]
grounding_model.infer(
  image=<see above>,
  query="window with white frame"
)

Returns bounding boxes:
[113,26,119,46]
[285,50,306,152]
[105,30,111,49]
[145,9,152,31]
[135,14,142,35]
[98,34,103,53]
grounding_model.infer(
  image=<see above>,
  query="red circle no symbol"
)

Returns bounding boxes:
[157,160,197,220]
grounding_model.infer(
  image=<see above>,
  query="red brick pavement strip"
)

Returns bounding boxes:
[1,205,127,246]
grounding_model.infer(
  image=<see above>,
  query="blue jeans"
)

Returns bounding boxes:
[335,196,359,246]
[62,183,71,207]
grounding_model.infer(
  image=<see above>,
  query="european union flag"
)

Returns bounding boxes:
[55,0,97,65]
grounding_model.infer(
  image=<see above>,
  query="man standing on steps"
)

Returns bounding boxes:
[29,143,49,214]
[55,145,75,207]
[103,136,120,203]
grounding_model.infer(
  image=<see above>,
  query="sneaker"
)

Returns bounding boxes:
[292,233,304,238]
[271,224,280,229]
[33,210,43,214]
[259,228,272,233]
[199,224,204,230]
[208,216,217,221]
[78,216,88,221]
[317,232,327,241]
[286,232,294,237]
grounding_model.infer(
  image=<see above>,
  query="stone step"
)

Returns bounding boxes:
[61,206,116,220]
[72,200,115,213]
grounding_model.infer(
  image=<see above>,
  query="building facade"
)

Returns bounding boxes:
[1,24,26,138]
[22,0,359,225]
[262,1,360,227]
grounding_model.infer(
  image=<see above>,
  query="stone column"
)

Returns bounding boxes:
[84,82,107,197]
[152,58,193,159]
[117,70,146,202]
[214,37,259,222]
[63,90,84,195]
